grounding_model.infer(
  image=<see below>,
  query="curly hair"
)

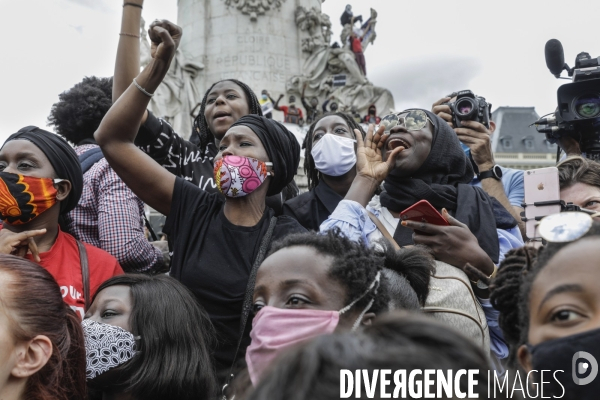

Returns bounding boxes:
[302,112,366,190]
[192,79,262,154]
[47,76,113,145]
[268,229,433,314]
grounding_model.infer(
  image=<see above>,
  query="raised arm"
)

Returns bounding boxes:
[113,1,148,124]
[95,20,181,216]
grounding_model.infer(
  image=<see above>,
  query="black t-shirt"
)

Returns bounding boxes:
[283,180,343,231]
[163,177,306,371]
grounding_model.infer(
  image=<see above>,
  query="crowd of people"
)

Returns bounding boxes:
[2,2,600,400]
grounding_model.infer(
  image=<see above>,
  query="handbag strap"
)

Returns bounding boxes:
[224,216,278,392]
[76,240,91,311]
[367,211,401,250]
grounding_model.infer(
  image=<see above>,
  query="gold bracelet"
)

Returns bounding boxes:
[119,32,140,38]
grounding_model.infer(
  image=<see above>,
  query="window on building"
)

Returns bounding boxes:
[523,136,535,150]
[500,136,513,150]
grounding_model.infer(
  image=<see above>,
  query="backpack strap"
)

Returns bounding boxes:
[223,216,278,396]
[78,147,104,174]
[367,211,401,250]
[76,240,91,311]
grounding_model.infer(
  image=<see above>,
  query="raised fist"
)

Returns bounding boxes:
[148,19,182,63]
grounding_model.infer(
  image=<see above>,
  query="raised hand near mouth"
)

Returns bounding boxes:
[344,124,405,207]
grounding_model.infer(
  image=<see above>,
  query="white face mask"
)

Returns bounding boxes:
[311,134,357,177]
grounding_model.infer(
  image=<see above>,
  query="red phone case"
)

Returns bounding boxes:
[400,200,449,226]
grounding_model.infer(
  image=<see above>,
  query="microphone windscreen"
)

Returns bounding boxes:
[545,39,565,76]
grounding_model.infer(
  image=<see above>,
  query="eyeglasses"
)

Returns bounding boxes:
[379,110,433,132]
[538,211,600,243]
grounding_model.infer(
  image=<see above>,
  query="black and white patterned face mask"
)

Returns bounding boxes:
[82,319,138,380]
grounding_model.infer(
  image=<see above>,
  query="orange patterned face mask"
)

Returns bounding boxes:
[0,172,62,225]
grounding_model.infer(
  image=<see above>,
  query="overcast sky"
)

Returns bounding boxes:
[1,0,599,144]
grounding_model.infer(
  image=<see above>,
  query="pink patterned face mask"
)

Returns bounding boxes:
[213,155,272,198]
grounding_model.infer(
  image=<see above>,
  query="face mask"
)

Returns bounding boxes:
[82,319,138,380]
[311,134,357,176]
[0,172,62,225]
[261,94,268,101]
[245,271,380,385]
[529,327,600,399]
[214,155,272,198]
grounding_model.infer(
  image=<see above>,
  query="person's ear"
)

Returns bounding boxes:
[489,120,496,134]
[517,344,533,373]
[11,335,53,378]
[55,180,72,202]
[360,312,376,326]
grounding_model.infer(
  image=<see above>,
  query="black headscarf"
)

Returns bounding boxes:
[2,126,83,214]
[379,110,516,264]
[230,115,300,197]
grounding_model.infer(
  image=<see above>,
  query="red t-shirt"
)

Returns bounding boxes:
[351,37,363,53]
[25,229,123,319]
[278,105,304,119]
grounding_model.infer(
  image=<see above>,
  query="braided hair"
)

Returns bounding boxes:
[302,112,365,190]
[192,79,263,153]
[488,246,539,366]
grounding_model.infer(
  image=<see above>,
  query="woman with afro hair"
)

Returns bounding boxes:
[112,2,297,213]
[48,76,164,273]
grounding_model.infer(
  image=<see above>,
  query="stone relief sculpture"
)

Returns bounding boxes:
[224,0,287,21]
[288,6,394,117]
[140,19,204,138]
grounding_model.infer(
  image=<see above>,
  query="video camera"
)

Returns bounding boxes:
[535,39,600,160]
[443,90,492,129]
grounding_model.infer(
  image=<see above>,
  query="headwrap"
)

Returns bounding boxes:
[379,110,516,264]
[230,115,300,196]
[2,126,83,214]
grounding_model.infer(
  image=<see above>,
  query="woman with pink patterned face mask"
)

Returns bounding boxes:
[245,229,434,386]
[94,20,305,381]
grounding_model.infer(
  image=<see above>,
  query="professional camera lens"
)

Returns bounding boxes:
[574,94,600,118]
[454,98,477,119]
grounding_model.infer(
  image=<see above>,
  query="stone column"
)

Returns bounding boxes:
[177,0,321,99]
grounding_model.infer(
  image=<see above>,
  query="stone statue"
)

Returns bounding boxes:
[288,6,394,118]
[140,18,204,138]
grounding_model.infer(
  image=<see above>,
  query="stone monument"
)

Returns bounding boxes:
[145,0,394,138]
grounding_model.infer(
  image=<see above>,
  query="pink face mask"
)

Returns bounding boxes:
[213,155,272,198]
[245,271,381,385]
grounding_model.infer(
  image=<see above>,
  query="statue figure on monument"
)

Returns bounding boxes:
[140,18,204,139]
[288,5,394,118]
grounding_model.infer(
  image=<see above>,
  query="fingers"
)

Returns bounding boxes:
[457,120,488,134]
[354,128,365,150]
[432,97,451,108]
[372,124,388,150]
[364,124,375,148]
[442,209,467,229]
[27,237,40,263]
[401,219,443,235]
[16,245,27,258]
[385,145,405,169]
[14,229,46,242]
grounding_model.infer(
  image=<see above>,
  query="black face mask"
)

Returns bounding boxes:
[529,327,600,399]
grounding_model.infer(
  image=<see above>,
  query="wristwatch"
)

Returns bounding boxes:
[477,164,503,181]
[472,264,498,290]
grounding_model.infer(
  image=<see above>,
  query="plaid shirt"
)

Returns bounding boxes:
[66,144,161,272]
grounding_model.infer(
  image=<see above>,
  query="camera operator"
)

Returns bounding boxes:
[558,156,600,217]
[433,93,526,237]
